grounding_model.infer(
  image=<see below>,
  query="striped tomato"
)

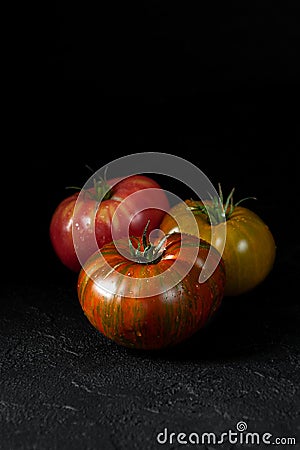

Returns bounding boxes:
[77,228,226,350]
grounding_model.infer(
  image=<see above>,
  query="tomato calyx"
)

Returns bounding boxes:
[128,220,167,264]
[66,166,112,202]
[187,183,256,225]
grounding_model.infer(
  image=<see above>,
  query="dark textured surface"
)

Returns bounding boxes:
[1,225,299,449]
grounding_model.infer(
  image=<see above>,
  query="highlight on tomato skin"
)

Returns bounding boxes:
[49,174,170,273]
[159,185,276,297]
[77,232,226,350]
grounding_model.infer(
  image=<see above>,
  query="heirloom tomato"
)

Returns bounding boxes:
[50,174,169,272]
[77,227,226,350]
[160,186,276,296]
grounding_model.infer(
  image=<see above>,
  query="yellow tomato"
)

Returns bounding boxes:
[160,191,276,296]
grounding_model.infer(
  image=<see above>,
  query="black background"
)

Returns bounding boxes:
[2,1,300,449]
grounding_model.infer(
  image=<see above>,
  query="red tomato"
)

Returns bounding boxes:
[50,174,169,272]
[77,231,226,350]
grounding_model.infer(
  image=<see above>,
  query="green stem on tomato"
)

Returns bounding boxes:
[189,183,257,224]
[128,220,168,264]
[65,166,112,201]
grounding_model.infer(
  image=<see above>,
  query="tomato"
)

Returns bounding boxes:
[77,229,226,350]
[50,174,169,272]
[160,187,276,296]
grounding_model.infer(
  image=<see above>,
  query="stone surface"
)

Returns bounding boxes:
[1,247,299,449]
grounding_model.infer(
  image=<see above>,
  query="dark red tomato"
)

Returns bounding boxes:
[50,174,169,272]
[77,231,226,350]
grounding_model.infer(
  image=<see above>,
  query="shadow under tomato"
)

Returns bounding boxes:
[124,259,297,362]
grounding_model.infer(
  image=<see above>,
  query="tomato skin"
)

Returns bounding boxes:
[50,175,169,272]
[77,233,226,350]
[49,193,80,272]
[160,200,276,296]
